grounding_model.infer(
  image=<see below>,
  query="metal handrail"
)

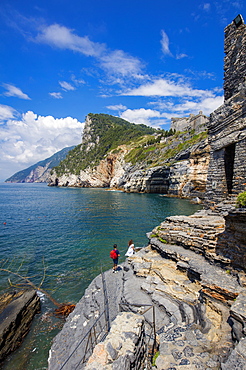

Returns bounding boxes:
[58,309,107,370]
[59,267,111,370]
[119,302,158,367]
[58,277,157,369]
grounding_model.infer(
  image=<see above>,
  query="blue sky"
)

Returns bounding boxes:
[0,0,245,180]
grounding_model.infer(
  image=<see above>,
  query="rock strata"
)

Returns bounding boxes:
[0,289,40,362]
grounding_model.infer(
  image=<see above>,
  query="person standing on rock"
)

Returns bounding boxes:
[110,244,120,273]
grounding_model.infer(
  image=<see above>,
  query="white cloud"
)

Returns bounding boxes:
[0,104,18,121]
[35,24,143,81]
[176,53,188,60]
[123,78,213,98]
[49,92,63,99]
[203,3,211,11]
[71,75,85,85]
[99,50,143,78]
[107,104,127,111]
[149,95,224,117]
[120,108,161,125]
[0,111,84,179]
[36,24,105,57]
[160,30,173,56]
[3,83,31,100]
[59,81,76,91]
[176,95,224,115]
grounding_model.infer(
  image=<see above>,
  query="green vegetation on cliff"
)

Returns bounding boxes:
[237,192,246,207]
[53,114,156,176]
[52,113,207,178]
[124,130,207,166]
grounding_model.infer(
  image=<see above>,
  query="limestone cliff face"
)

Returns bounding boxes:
[49,148,128,188]
[116,137,210,198]
[168,138,210,198]
[49,140,209,199]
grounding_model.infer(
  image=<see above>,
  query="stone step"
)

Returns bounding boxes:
[121,264,169,331]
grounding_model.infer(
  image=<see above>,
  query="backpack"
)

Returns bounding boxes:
[110,250,117,259]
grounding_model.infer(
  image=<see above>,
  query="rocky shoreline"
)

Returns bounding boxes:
[47,208,246,369]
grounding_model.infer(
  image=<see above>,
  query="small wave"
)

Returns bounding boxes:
[37,291,46,302]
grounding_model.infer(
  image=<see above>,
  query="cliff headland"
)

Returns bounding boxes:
[48,112,209,201]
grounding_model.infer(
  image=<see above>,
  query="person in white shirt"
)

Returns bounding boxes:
[125,239,135,257]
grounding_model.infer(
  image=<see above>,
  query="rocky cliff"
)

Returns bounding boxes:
[49,114,209,200]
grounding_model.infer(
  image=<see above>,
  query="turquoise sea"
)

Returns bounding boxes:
[0,183,201,370]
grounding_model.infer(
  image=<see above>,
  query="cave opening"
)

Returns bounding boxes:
[224,143,236,194]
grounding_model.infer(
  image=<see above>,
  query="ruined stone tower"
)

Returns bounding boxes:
[206,14,246,204]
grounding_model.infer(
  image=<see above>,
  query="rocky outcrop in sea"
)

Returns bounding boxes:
[0,290,40,363]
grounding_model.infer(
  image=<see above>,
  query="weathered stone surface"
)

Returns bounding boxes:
[224,16,246,101]
[216,209,246,271]
[151,207,246,272]
[84,312,145,370]
[230,292,246,324]
[48,269,124,370]
[221,337,246,370]
[0,289,40,362]
[151,210,227,263]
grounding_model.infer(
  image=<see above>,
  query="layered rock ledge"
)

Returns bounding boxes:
[48,210,246,370]
[0,289,40,363]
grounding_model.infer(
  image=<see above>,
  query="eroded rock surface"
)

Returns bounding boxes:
[0,290,40,363]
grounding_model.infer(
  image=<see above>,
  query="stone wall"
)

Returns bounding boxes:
[216,209,246,271]
[206,15,246,205]
[84,312,146,370]
[224,15,246,101]
[171,111,208,133]
[206,92,246,204]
